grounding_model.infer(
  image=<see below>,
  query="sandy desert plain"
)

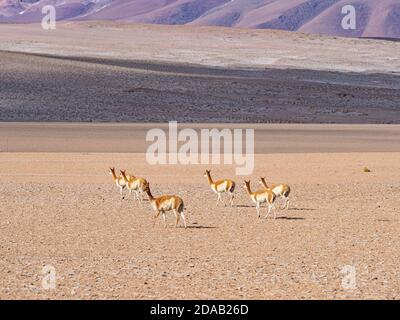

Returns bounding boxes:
[0,22,399,300]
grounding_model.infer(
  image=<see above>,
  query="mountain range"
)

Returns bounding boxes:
[1,0,399,39]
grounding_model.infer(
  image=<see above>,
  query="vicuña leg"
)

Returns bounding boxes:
[153,210,161,227]
[265,204,273,219]
[216,193,222,206]
[162,211,167,228]
[180,211,187,229]
[284,198,290,210]
[174,209,180,228]
[229,193,234,207]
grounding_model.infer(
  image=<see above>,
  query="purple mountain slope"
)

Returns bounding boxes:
[0,0,399,39]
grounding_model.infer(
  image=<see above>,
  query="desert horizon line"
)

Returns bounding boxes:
[2,20,400,43]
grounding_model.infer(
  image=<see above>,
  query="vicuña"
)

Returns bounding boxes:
[109,167,130,198]
[120,170,148,204]
[204,169,235,207]
[259,177,291,210]
[243,180,276,219]
[143,182,187,229]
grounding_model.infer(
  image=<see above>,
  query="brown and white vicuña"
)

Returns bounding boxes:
[143,181,187,229]
[109,167,130,199]
[243,180,276,219]
[259,177,291,210]
[204,169,235,207]
[120,170,148,204]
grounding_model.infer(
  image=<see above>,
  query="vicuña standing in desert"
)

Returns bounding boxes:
[143,182,187,229]
[259,177,291,210]
[204,169,235,207]
[243,180,276,219]
[120,170,148,203]
[109,167,130,198]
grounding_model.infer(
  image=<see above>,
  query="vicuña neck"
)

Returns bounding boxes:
[121,172,128,182]
[245,184,252,195]
[111,170,117,181]
[206,172,214,185]
[261,179,269,188]
[146,188,155,201]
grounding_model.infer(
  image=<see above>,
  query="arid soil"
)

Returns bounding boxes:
[1,22,400,123]
[0,22,399,299]
[0,124,399,299]
[1,51,399,123]
[2,22,400,73]
[0,123,400,153]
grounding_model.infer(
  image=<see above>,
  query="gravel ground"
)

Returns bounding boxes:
[0,152,399,299]
[1,51,399,123]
